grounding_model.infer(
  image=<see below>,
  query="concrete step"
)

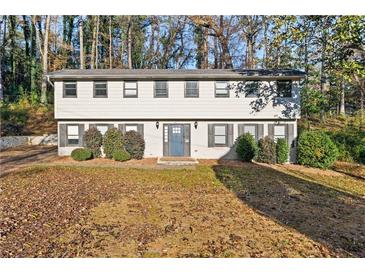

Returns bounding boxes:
[157,157,199,166]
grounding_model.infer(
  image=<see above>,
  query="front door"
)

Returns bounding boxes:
[169,124,184,156]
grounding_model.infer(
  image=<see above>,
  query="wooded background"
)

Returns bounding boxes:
[0,15,364,118]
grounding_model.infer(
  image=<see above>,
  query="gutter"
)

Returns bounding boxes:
[46,75,54,88]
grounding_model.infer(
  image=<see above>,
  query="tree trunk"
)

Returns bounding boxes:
[95,15,99,69]
[22,16,31,91]
[9,16,17,95]
[340,79,346,116]
[79,16,84,69]
[91,16,96,69]
[0,16,6,100]
[41,15,50,105]
[30,16,37,92]
[127,16,132,69]
[109,16,112,69]
[203,27,209,69]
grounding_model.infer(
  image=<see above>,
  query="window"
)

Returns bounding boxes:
[214,125,227,146]
[125,125,138,132]
[185,81,199,97]
[215,81,229,97]
[245,81,260,98]
[274,125,286,141]
[67,125,79,145]
[124,81,138,97]
[243,125,257,139]
[95,124,109,135]
[94,81,108,98]
[154,81,168,98]
[277,80,292,97]
[63,81,77,97]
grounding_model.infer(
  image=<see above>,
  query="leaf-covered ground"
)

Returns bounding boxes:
[0,163,364,258]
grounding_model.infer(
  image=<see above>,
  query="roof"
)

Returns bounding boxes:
[48,69,306,80]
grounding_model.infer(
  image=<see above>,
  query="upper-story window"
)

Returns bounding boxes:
[245,80,260,98]
[94,81,108,98]
[215,81,229,97]
[277,80,292,97]
[124,81,138,98]
[154,81,168,98]
[185,81,199,98]
[63,81,77,98]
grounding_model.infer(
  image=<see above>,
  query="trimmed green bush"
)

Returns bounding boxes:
[123,130,145,160]
[356,145,365,164]
[235,133,258,162]
[276,138,289,164]
[113,149,131,162]
[71,148,92,161]
[298,130,338,169]
[83,127,103,158]
[103,127,124,159]
[257,137,276,164]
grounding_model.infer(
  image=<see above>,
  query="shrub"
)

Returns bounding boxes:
[123,130,145,159]
[103,127,124,159]
[112,149,131,162]
[257,136,276,164]
[235,133,258,162]
[83,127,103,158]
[355,145,365,164]
[276,138,289,164]
[298,130,338,169]
[71,148,92,161]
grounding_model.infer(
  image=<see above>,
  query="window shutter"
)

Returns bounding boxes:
[137,124,144,138]
[59,124,67,147]
[238,124,244,136]
[268,124,275,139]
[257,124,264,140]
[287,124,294,147]
[227,124,234,147]
[79,124,85,146]
[118,124,125,133]
[208,124,214,147]
[184,124,190,157]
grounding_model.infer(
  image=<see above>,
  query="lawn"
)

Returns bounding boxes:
[0,162,364,258]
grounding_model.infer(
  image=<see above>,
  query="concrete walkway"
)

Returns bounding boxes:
[0,145,58,177]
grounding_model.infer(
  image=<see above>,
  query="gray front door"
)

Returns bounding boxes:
[169,124,184,156]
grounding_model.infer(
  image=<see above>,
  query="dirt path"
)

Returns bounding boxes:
[0,145,58,177]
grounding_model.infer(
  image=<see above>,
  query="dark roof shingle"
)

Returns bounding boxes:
[48,69,305,80]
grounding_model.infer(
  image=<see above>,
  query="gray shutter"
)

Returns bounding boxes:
[227,124,234,147]
[268,124,275,140]
[163,125,168,156]
[287,124,294,148]
[137,124,144,138]
[118,124,126,133]
[208,124,214,147]
[257,124,264,140]
[184,124,190,157]
[238,124,244,136]
[79,124,85,146]
[59,124,67,147]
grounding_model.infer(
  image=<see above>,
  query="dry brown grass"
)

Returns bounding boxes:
[1,163,364,258]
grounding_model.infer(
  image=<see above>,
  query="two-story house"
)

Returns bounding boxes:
[48,69,304,162]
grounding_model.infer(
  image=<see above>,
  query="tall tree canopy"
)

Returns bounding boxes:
[0,15,364,118]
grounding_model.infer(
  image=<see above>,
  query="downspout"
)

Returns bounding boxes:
[46,75,54,88]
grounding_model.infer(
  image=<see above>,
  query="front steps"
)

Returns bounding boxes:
[157,157,199,166]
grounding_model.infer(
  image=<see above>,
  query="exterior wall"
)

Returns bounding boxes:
[54,80,300,120]
[58,120,298,161]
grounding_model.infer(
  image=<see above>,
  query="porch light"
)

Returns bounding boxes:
[156,121,160,129]
[194,121,198,129]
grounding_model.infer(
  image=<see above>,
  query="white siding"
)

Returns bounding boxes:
[58,120,297,161]
[54,80,300,120]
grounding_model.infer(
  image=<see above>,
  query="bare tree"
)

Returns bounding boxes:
[127,16,132,69]
[79,16,84,69]
[41,15,50,104]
